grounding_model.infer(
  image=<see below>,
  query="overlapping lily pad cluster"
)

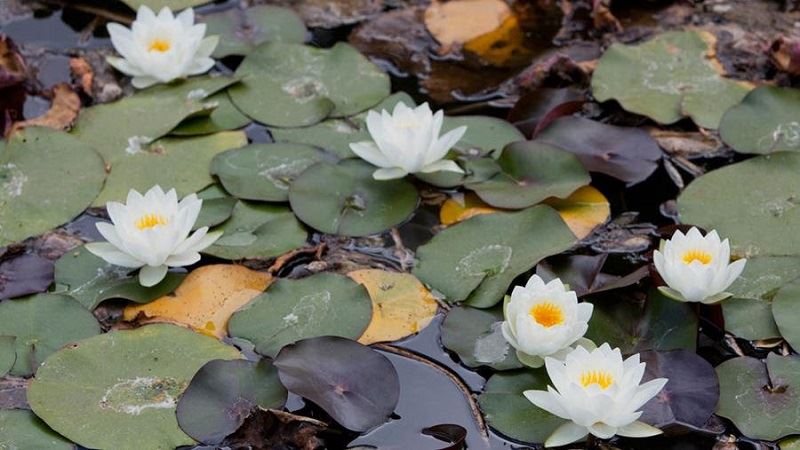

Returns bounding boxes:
[2,1,800,449]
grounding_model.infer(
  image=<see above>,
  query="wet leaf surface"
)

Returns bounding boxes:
[0,253,54,300]
[274,336,399,432]
[441,305,522,370]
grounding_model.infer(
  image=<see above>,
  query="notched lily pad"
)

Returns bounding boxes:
[288,159,419,237]
[720,86,800,154]
[441,305,522,370]
[228,272,373,357]
[171,92,251,136]
[592,30,751,129]
[202,5,307,58]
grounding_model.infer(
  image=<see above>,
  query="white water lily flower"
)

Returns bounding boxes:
[86,186,221,287]
[524,344,668,447]
[653,227,746,304]
[501,275,594,368]
[106,6,218,89]
[350,102,467,180]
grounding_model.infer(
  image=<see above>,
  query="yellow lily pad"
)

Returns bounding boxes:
[543,185,611,239]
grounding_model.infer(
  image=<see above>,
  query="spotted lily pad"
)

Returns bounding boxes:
[288,159,419,237]
[0,409,72,450]
[441,305,522,370]
[28,324,241,450]
[94,131,247,206]
[72,76,239,164]
[211,143,331,202]
[201,5,307,58]
[466,141,589,209]
[171,92,251,136]
[204,201,308,260]
[0,293,101,376]
[413,205,576,308]
[678,152,800,257]
[229,42,390,127]
[228,273,372,357]
[716,354,800,441]
[477,370,564,444]
[592,30,751,129]
[720,86,800,154]
[0,127,105,246]
[176,359,287,444]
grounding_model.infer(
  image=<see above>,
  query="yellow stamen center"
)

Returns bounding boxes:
[529,302,564,328]
[135,213,167,230]
[682,249,712,265]
[580,370,614,390]
[148,39,171,53]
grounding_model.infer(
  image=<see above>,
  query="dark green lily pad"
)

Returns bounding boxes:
[442,116,525,156]
[211,143,331,202]
[466,141,589,209]
[171,92,251,136]
[72,76,239,164]
[728,256,800,300]
[716,354,800,441]
[0,335,15,377]
[585,289,697,355]
[0,409,72,450]
[228,273,372,357]
[229,42,389,127]
[720,86,800,154]
[414,157,500,189]
[722,297,780,341]
[772,279,800,351]
[678,152,800,258]
[288,159,419,237]
[413,205,575,308]
[194,184,237,230]
[95,131,247,206]
[28,324,241,450]
[0,127,105,246]
[592,30,751,129]
[204,201,307,260]
[54,244,185,310]
[477,370,564,444]
[176,359,287,445]
[202,5,307,58]
[0,293,101,376]
[441,305,522,370]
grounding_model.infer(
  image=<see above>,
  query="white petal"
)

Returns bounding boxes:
[165,251,201,267]
[628,378,669,411]
[350,141,392,168]
[187,57,215,76]
[85,242,144,268]
[545,422,589,448]
[616,421,663,438]
[419,159,464,174]
[588,422,617,439]
[523,389,569,418]
[131,76,161,89]
[195,35,219,59]
[429,125,467,162]
[139,264,169,287]
[373,167,408,180]
[176,7,194,26]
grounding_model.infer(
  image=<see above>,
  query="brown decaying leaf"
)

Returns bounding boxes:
[222,408,328,450]
[69,57,94,94]
[349,269,438,345]
[7,83,80,137]
[424,0,512,53]
[122,264,271,338]
[0,34,26,89]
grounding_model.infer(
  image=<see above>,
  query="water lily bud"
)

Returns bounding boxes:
[501,275,594,368]
[653,227,746,304]
[524,344,668,447]
[350,102,466,180]
[86,186,221,287]
[106,6,219,89]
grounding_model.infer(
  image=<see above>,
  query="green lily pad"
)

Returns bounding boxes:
[269,92,414,159]
[201,5,307,58]
[720,86,800,154]
[414,157,501,189]
[440,305,522,370]
[211,143,332,202]
[228,273,373,357]
[72,76,239,164]
[28,324,241,450]
[54,245,185,310]
[722,297,780,341]
[592,30,751,129]
[288,159,419,237]
[204,201,308,260]
[119,0,211,10]
[176,359,287,444]
[229,42,390,127]
[0,127,105,246]
[477,370,564,444]
[195,184,237,230]
[466,141,589,209]
[443,116,525,156]
[0,293,101,376]
[678,152,800,258]
[94,131,247,206]
[0,409,72,450]
[171,92,251,136]
[0,336,15,377]
[413,205,575,308]
[716,354,800,441]
[772,279,800,351]
[585,289,697,355]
